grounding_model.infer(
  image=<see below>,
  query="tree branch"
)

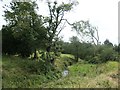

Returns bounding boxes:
[62,19,73,25]
[56,21,66,36]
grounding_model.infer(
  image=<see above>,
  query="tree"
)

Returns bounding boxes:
[72,20,100,58]
[69,36,79,62]
[72,20,99,45]
[104,39,113,46]
[2,25,18,55]
[2,1,47,57]
[43,1,78,64]
[62,39,94,61]
[69,36,79,43]
[100,46,116,62]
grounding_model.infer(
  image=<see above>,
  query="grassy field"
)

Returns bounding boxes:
[2,55,119,88]
[43,61,118,88]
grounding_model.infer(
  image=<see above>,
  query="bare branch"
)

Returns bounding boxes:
[62,19,73,25]
[56,21,66,36]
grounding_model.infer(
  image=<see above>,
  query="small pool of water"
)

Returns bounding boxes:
[62,70,69,77]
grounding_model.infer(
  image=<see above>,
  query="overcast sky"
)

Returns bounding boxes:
[0,0,119,45]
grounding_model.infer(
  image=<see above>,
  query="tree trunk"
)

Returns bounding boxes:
[46,45,55,65]
[33,49,38,59]
[76,45,79,62]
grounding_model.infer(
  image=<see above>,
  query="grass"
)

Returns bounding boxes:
[40,61,118,88]
[2,56,48,88]
[2,55,119,88]
[54,54,75,71]
[60,54,74,58]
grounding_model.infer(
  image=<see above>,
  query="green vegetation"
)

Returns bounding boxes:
[2,55,118,88]
[2,54,73,88]
[41,61,118,88]
[1,0,119,88]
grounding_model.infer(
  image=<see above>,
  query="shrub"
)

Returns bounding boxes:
[88,55,101,64]
[100,47,117,62]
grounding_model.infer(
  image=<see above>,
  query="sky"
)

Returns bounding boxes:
[0,0,119,45]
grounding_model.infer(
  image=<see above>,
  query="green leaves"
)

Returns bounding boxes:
[72,20,99,45]
[2,1,47,57]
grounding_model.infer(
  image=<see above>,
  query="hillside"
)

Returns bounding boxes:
[2,55,119,88]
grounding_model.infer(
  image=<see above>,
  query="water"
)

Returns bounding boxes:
[62,70,69,77]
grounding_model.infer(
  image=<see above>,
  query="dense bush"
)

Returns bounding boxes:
[100,47,116,62]
[87,45,118,64]
[88,55,101,64]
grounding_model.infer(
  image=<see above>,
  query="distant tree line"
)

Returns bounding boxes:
[61,37,119,63]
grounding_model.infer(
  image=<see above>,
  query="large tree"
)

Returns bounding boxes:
[42,0,78,64]
[72,20,100,57]
[2,1,47,57]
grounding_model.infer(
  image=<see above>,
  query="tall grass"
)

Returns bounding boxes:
[42,61,118,88]
[2,55,119,88]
